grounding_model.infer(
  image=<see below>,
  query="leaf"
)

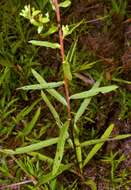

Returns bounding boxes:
[39,164,71,185]
[84,179,97,190]
[66,39,78,63]
[81,134,131,147]
[14,99,41,124]
[40,25,58,38]
[14,138,59,154]
[73,123,82,170]
[83,124,114,167]
[59,0,71,8]
[29,40,60,49]
[41,91,62,128]
[70,85,118,99]
[52,121,69,175]
[112,77,131,84]
[18,81,64,90]
[22,107,41,136]
[74,77,102,124]
[63,59,72,81]
[73,77,102,171]
[31,69,67,106]
[62,20,83,38]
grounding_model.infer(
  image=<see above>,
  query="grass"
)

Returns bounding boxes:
[0,0,131,189]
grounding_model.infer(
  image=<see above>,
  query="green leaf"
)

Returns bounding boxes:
[70,85,118,99]
[29,40,60,49]
[66,39,78,63]
[84,179,97,190]
[73,123,82,170]
[83,124,114,167]
[14,99,40,124]
[40,25,58,38]
[81,134,131,147]
[41,91,62,128]
[39,164,71,185]
[59,0,71,8]
[62,20,83,38]
[14,138,59,154]
[18,81,64,90]
[112,77,131,84]
[52,121,69,175]
[22,107,41,136]
[31,69,67,106]
[74,77,102,124]
[63,59,72,81]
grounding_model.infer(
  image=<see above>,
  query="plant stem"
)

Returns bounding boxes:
[52,0,71,122]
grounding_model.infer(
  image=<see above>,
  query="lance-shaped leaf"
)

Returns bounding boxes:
[18,81,64,90]
[74,77,102,124]
[29,40,60,49]
[63,59,72,81]
[22,107,41,136]
[41,91,62,128]
[70,85,118,99]
[31,69,67,106]
[83,124,114,167]
[14,138,59,154]
[52,121,69,175]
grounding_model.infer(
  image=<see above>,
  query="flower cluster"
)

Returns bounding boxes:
[20,5,50,34]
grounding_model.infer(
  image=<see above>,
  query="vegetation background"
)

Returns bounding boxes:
[0,0,131,189]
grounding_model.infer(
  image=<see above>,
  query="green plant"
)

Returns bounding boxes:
[102,151,130,189]
[0,0,130,189]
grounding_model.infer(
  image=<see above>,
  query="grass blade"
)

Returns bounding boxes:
[39,164,71,185]
[81,134,131,147]
[22,107,41,136]
[83,124,114,167]
[52,121,69,175]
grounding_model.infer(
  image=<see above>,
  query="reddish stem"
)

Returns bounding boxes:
[52,0,71,121]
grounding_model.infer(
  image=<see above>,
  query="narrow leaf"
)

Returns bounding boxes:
[83,124,114,167]
[14,138,59,154]
[63,59,72,81]
[22,107,41,136]
[18,81,64,90]
[39,164,71,185]
[70,85,118,99]
[31,69,67,106]
[52,121,69,175]
[74,77,102,123]
[81,134,131,147]
[41,91,62,128]
[29,40,60,49]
